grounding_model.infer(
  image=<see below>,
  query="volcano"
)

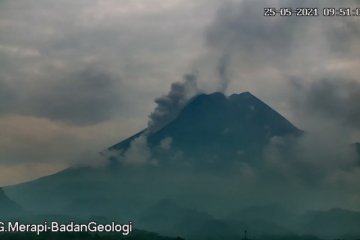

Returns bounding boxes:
[4,92,302,211]
[108,92,302,169]
[3,91,304,235]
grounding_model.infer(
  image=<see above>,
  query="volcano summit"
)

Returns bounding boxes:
[108,91,302,169]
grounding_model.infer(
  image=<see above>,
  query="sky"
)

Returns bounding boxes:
[0,0,360,186]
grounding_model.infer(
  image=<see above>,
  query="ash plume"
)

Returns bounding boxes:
[217,54,231,93]
[147,74,198,133]
[118,74,198,165]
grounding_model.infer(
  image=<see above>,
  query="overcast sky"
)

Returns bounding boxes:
[1,0,360,186]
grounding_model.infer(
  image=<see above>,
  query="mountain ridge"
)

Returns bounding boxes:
[0,187,24,218]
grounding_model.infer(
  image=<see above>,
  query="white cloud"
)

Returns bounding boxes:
[123,135,153,165]
[160,137,173,150]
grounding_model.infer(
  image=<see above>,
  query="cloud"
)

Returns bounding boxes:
[0,0,215,126]
[0,78,14,112]
[24,67,122,125]
[197,0,360,122]
[122,135,156,165]
[291,78,360,130]
[160,137,173,150]
[256,131,360,210]
[206,0,360,63]
[0,66,123,126]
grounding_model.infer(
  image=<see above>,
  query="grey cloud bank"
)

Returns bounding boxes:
[292,78,360,130]
[1,67,122,125]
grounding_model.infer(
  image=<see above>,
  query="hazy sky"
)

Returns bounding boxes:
[1,0,360,185]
